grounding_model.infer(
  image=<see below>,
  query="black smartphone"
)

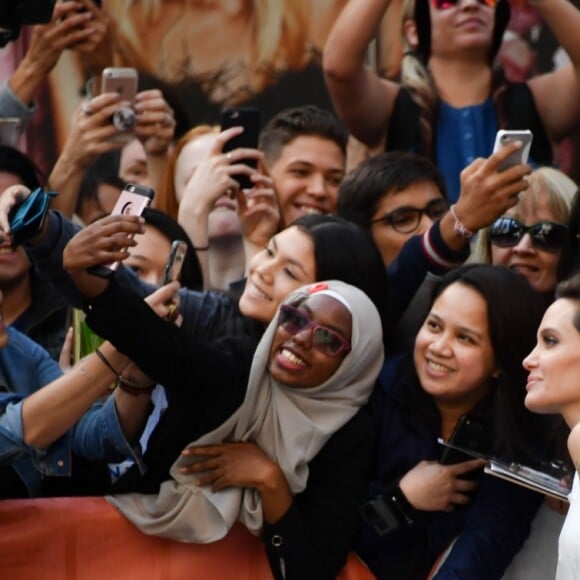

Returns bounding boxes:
[220,106,261,190]
[87,183,154,278]
[161,240,188,286]
[439,415,490,471]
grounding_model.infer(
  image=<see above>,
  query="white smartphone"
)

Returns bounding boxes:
[161,240,188,286]
[101,67,138,142]
[87,183,155,278]
[0,118,22,148]
[493,129,533,172]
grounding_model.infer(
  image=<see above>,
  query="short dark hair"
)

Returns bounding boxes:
[292,214,390,345]
[337,151,448,229]
[555,273,580,333]
[0,145,44,189]
[259,105,348,167]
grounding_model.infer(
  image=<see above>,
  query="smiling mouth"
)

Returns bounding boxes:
[426,359,454,374]
[294,204,325,215]
[247,281,271,301]
[280,347,306,367]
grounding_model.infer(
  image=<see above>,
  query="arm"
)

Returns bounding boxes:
[527,0,580,140]
[47,93,125,218]
[322,0,400,149]
[133,89,176,197]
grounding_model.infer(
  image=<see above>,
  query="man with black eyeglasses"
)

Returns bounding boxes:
[338,146,531,347]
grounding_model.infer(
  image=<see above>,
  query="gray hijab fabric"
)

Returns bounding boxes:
[107,280,385,542]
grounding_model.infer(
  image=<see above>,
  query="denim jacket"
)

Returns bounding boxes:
[0,327,142,497]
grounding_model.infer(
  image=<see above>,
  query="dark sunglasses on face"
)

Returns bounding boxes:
[371,198,449,234]
[278,304,351,357]
[430,0,497,10]
[489,217,568,253]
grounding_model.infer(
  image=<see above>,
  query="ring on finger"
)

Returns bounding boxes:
[167,303,178,322]
[82,103,92,116]
[226,152,233,162]
[163,112,173,127]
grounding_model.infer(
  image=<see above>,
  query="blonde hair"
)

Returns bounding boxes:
[470,166,578,263]
[156,125,218,220]
[104,0,311,89]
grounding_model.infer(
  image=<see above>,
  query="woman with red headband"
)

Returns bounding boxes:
[323,0,580,202]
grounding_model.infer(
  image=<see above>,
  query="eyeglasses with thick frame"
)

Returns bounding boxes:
[430,0,497,11]
[277,304,351,357]
[489,217,568,253]
[370,198,449,234]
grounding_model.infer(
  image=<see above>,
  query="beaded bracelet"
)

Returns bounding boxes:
[117,374,156,396]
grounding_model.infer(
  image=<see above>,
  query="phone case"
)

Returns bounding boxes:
[493,130,533,172]
[220,107,261,189]
[101,68,138,102]
[87,184,154,278]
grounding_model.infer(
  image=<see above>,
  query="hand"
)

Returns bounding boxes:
[20,1,96,78]
[178,127,265,221]
[237,171,281,249]
[134,90,176,156]
[179,441,280,492]
[71,0,114,74]
[62,214,144,272]
[0,184,32,234]
[399,459,486,512]
[454,141,532,233]
[61,93,125,170]
[144,281,182,325]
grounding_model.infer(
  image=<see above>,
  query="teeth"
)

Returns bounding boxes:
[427,360,452,373]
[0,248,13,255]
[249,282,270,301]
[299,206,322,215]
[281,348,306,366]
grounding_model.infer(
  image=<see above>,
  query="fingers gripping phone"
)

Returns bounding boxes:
[493,129,533,172]
[161,240,188,286]
[220,106,261,190]
[87,183,154,278]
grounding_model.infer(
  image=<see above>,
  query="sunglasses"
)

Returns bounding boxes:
[489,217,568,253]
[278,304,351,357]
[431,0,497,10]
[371,198,449,234]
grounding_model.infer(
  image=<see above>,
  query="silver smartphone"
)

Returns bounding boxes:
[161,240,188,286]
[493,129,533,172]
[101,67,138,142]
[87,183,154,278]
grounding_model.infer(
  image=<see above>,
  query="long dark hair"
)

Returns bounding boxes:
[403,264,551,463]
[292,214,390,345]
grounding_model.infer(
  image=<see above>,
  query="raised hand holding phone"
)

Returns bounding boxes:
[161,240,188,286]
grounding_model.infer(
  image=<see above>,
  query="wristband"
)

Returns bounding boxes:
[449,204,473,240]
[359,485,416,536]
[117,374,156,396]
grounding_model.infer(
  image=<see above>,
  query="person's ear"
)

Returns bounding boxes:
[403,19,419,50]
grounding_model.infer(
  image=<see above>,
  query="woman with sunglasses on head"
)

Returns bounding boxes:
[356,264,556,579]
[323,0,580,202]
[523,273,580,580]
[471,166,577,300]
[54,272,385,579]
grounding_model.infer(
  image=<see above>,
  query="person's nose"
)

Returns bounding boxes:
[254,258,275,283]
[512,232,535,255]
[291,326,314,350]
[305,173,329,200]
[522,345,538,370]
[428,332,453,357]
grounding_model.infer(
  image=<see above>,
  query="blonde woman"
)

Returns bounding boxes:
[470,166,577,298]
